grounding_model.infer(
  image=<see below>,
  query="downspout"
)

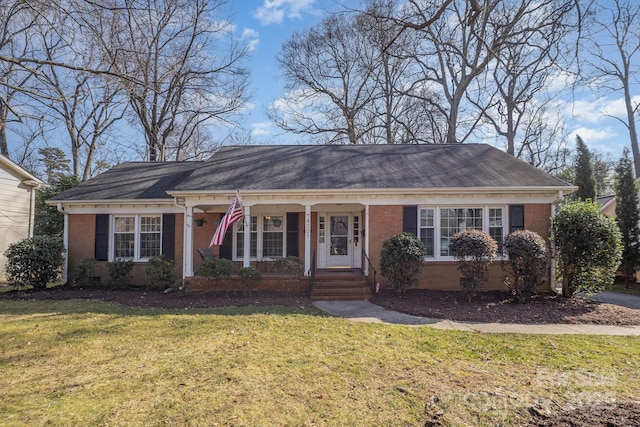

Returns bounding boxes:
[549,190,564,295]
[56,203,69,285]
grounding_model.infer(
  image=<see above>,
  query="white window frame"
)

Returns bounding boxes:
[109,214,162,261]
[232,214,287,261]
[418,206,508,261]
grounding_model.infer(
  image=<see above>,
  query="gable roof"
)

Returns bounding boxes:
[50,144,573,202]
[174,144,571,192]
[0,154,44,186]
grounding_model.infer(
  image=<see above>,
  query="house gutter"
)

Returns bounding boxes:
[56,203,69,285]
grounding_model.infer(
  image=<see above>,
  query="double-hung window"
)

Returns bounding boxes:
[234,215,285,259]
[112,215,162,260]
[418,207,506,260]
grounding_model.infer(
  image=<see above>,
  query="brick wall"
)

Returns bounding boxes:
[67,213,184,287]
[367,203,553,292]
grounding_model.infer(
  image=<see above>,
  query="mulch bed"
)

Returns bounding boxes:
[370,289,640,326]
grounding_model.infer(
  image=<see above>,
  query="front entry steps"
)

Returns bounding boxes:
[311,269,371,301]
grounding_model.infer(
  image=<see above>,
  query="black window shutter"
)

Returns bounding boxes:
[403,206,418,236]
[286,212,299,257]
[95,214,109,261]
[219,213,233,260]
[161,214,175,261]
[509,205,525,233]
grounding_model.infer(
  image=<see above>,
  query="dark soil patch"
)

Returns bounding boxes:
[527,401,640,427]
[0,286,314,311]
[371,289,640,326]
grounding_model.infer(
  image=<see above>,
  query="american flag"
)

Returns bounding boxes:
[209,193,243,247]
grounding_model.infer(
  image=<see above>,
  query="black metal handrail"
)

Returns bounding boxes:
[362,251,377,294]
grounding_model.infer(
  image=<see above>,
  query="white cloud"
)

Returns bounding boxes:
[242,28,260,52]
[251,122,273,136]
[252,0,320,25]
[568,126,617,146]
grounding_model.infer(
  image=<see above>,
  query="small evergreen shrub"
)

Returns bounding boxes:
[4,236,65,290]
[106,259,134,289]
[239,266,262,297]
[449,229,498,301]
[273,256,304,278]
[273,256,304,295]
[145,255,175,290]
[72,258,96,287]
[503,230,549,303]
[198,257,233,280]
[552,200,622,297]
[379,232,426,296]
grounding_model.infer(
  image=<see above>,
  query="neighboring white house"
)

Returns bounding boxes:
[0,154,44,282]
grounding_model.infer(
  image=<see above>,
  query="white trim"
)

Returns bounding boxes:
[184,206,193,278]
[243,205,251,268]
[418,205,508,261]
[364,205,370,276]
[304,205,311,276]
[59,206,183,215]
[109,214,163,262]
[0,153,44,184]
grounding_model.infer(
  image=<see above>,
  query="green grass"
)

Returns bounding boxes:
[1,300,639,426]
[609,281,640,297]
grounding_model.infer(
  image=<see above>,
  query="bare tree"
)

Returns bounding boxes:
[270,13,377,144]
[29,9,127,180]
[470,0,575,157]
[357,0,444,144]
[78,0,250,161]
[0,1,38,158]
[586,0,640,176]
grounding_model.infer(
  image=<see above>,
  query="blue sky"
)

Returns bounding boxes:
[232,0,639,161]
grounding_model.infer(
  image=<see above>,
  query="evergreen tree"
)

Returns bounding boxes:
[614,148,640,288]
[573,135,597,201]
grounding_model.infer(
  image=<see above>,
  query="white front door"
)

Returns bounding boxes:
[327,214,352,267]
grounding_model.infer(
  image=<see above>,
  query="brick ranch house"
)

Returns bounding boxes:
[49,144,575,298]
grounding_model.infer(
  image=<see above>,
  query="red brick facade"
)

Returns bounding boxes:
[65,203,553,292]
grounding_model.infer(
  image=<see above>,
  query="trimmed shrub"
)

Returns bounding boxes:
[449,229,498,301]
[503,230,549,303]
[552,200,622,297]
[198,257,233,280]
[273,256,304,278]
[239,266,262,297]
[273,256,304,294]
[106,259,134,289]
[380,232,426,296]
[72,258,96,287]
[4,236,65,290]
[145,255,175,290]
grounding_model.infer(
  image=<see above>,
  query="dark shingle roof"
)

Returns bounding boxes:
[51,144,572,202]
[175,144,571,191]
[49,161,201,201]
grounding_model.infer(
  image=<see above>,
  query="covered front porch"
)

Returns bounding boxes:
[176,194,373,282]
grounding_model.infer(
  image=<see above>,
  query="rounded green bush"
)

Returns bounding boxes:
[504,230,549,303]
[449,229,498,300]
[552,200,622,297]
[380,232,425,296]
[4,236,65,290]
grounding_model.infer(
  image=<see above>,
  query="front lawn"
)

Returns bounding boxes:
[1,299,638,426]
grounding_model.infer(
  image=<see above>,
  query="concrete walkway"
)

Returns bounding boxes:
[312,300,640,336]
[590,290,640,310]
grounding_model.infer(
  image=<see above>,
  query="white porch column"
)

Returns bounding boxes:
[243,205,251,268]
[183,206,194,278]
[304,205,311,276]
[364,204,370,276]
[61,206,69,284]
